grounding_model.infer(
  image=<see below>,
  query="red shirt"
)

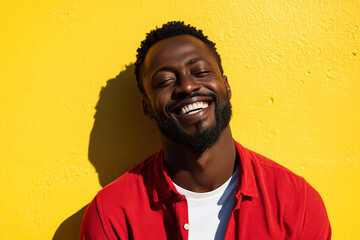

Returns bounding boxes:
[80,141,331,239]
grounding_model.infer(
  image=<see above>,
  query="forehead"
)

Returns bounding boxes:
[142,35,217,75]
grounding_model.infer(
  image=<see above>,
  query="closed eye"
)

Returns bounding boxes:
[155,78,175,89]
[193,71,211,77]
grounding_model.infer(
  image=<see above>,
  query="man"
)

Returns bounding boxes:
[81,21,331,239]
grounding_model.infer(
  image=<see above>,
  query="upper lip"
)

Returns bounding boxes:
[168,95,214,115]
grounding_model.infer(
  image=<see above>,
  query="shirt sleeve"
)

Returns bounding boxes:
[80,197,108,240]
[300,183,332,239]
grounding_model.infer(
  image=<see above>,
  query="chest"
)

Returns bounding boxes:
[106,197,299,240]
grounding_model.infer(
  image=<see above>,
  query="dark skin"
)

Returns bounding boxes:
[141,35,237,193]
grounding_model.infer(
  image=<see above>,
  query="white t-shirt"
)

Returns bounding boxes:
[173,167,239,240]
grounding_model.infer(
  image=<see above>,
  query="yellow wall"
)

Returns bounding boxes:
[1,0,359,239]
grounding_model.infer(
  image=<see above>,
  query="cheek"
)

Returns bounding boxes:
[207,80,228,96]
[152,93,170,114]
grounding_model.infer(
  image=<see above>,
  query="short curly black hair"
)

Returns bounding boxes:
[134,21,223,95]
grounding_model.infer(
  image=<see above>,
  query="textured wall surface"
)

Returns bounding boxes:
[1,0,359,239]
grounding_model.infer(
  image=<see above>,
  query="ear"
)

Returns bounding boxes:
[141,96,154,119]
[222,75,231,99]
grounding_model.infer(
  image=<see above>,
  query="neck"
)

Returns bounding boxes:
[162,126,237,192]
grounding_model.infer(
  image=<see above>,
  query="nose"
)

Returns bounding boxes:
[172,73,200,98]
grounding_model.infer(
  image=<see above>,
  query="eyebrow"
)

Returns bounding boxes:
[155,66,174,73]
[185,57,209,65]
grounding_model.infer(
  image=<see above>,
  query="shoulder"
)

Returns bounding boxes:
[80,151,162,239]
[247,147,318,202]
[236,143,331,238]
[245,147,298,174]
[236,142,320,214]
[96,151,159,204]
[238,143,307,190]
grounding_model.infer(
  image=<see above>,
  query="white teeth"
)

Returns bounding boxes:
[189,109,201,115]
[180,102,209,115]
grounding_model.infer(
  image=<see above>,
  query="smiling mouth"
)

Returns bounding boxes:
[178,101,209,115]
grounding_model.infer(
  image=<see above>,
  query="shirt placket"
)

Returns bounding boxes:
[173,196,189,240]
[224,193,242,240]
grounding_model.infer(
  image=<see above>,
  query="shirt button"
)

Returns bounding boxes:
[183,223,189,230]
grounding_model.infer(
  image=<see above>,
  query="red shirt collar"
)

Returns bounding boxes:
[150,140,259,204]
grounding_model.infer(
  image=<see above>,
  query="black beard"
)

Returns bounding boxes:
[153,93,232,153]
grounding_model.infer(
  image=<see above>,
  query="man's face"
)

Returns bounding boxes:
[141,35,232,152]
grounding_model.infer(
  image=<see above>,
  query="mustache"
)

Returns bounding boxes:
[166,92,217,113]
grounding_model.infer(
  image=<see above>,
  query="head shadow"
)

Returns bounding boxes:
[52,63,161,240]
[89,64,161,186]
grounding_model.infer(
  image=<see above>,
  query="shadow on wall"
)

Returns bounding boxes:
[52,64,161,239]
